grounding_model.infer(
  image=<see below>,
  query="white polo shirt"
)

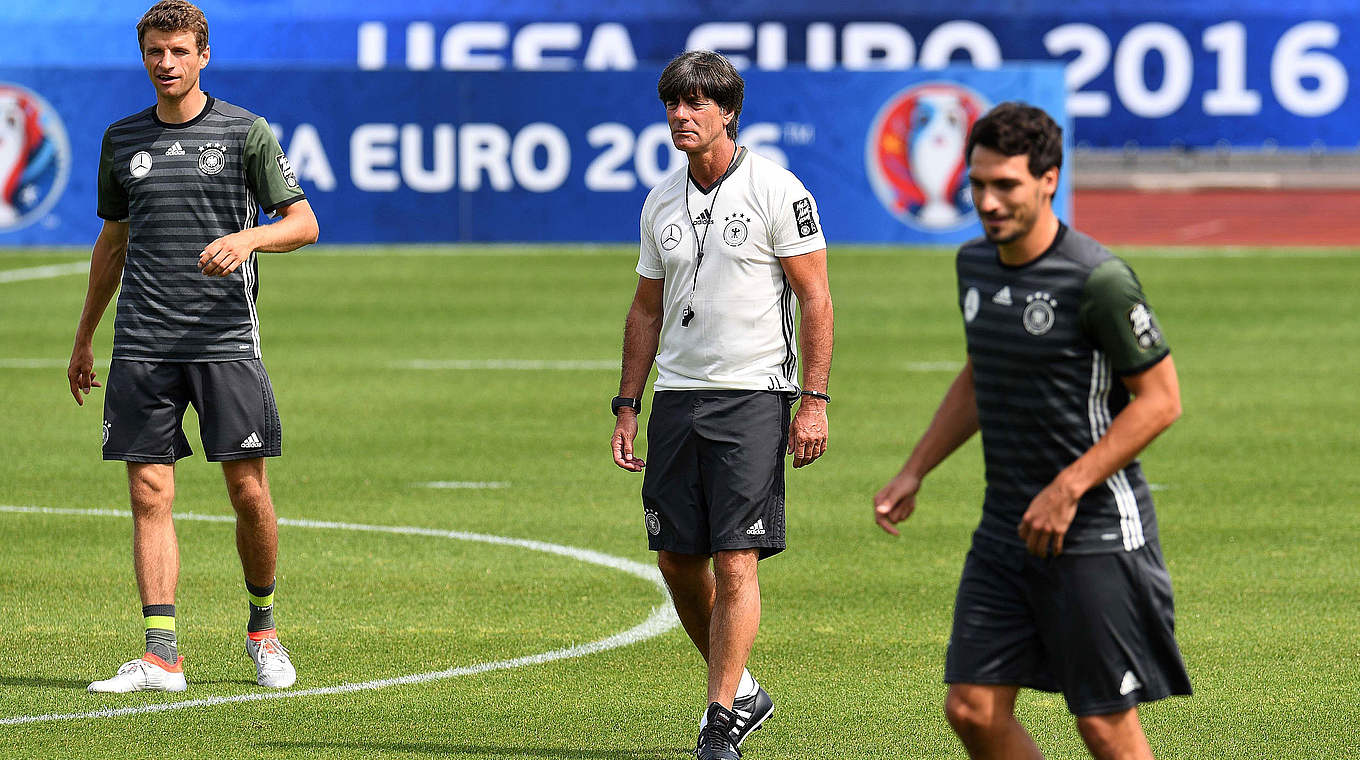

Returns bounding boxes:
[637,148,826,391]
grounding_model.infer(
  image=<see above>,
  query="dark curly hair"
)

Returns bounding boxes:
[137,1,209,53]
[966,102,1063,178]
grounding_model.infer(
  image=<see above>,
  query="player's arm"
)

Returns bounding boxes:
[874,359,980,535]
[68,220,129,405]
[612,275,664,472]
[199,199,319,276]
[779,248,833,469]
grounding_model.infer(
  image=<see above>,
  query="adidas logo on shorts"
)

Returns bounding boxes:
[240,432,263,449]
[746,519,766,536]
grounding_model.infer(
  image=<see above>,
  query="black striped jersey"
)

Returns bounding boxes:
[957,223,1170,553]
[97,95,306,362]
[636,148,826,391]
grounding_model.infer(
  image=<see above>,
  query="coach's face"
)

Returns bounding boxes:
[666,92,733,154]
[968,145,1058,246]
[142,28,209,102]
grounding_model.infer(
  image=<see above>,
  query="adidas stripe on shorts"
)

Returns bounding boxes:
[102,358,281,463]
[641,390,789,559]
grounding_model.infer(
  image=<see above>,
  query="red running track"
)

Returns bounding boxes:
[1074,189,1360,246]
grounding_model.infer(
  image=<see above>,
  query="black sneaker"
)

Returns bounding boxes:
[696,702,742,760]
[730,686,774,747]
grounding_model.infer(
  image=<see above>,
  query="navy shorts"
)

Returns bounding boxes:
[102,358,282,463]
[944,533,1192,716]
[641,390,790,559]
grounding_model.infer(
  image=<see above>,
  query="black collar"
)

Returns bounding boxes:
[688,146,746,194]
[153,94,215,129]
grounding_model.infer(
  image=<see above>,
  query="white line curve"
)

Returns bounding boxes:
[0,505,678,726]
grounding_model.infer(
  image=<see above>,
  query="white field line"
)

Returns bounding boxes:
[0,505,678,726]
[0,359,82,369]
[415,481,511,489]
[900,361,962,372]
[0,261,88,284]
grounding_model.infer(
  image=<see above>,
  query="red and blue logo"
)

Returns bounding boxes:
[0,83,70,232]
[865,82,988,232]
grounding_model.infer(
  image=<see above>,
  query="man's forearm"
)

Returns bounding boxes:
[899,364,980,479]
[245,205,319,253]
[618,304,661,397]
[797,297,833,393]
[1055,393,1180,497]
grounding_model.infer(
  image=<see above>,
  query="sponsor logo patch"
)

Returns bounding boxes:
[164,141,184,156]
[198,142,226,176]
[660,223,682,251]
[992,286,1012,306]
[1023,291,1058,336]
[1127,302,1162,349]
[276,152,299,189]
[129,151,152,179]
[792,197,818,238]
[722,212,750,246]
[963,287,980,323]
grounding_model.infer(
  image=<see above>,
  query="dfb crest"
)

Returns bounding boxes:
[865,82,988,232]
[0,83,70,233]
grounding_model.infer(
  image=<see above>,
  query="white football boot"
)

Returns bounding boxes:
[88,654,187,693]
[246,633,297,688]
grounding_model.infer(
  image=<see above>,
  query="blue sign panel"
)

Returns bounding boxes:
[0,65,1067,245]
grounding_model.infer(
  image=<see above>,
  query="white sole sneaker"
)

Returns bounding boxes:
[88,655,187,693]
[246,633,297,689]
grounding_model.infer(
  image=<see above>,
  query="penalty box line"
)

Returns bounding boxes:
[0,505,679,727]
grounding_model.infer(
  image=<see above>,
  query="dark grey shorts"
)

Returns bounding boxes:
[102,358,281,463]
[944,534,1192,716]
[641,390,790,559]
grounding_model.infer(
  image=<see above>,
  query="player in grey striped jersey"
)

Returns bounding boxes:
[874,103,1190,759]
[68,1,317,694]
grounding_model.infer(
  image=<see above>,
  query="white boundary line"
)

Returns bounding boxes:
[0,261,88,284]
[0,505,678,726]
[415,481,511,489]
[392,359,618,371]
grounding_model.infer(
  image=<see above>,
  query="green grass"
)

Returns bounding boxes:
[1,245,1357,758]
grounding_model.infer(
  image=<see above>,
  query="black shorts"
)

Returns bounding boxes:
[641,390,790,559]
[102,358,282,463]
[944,534,1192,716]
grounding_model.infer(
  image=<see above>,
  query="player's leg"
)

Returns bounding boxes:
[222,457,277,589]
[944,684,1043,760]
[90,361,191,693]
[707,548,760,707]
[1076,707,1154,760]
[656,549,716,660]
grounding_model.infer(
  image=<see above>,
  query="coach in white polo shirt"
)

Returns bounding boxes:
[610,51,833,760]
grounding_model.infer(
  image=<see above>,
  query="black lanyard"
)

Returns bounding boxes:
[681,146,740,327]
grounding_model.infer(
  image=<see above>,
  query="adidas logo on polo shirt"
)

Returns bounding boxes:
[240,432,263,449]
[746,519,766,536]
[165,141,185,156]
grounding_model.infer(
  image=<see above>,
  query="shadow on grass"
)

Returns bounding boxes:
[264,741,693,759]
[0,675,91,689]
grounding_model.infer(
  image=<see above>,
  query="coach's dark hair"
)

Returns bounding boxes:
[966,102,1063,178]
[137,0,209,53]
[658,51,744,142]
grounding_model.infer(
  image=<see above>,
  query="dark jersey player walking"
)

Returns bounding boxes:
[874,103,1190,759]
[67,0,318,694]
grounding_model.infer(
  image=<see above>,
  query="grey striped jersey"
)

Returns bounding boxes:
[97,95,306,362]
[957,224,1170,553]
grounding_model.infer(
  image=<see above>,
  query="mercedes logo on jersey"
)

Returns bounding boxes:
[129,151,152,179]
[660,223,683,251]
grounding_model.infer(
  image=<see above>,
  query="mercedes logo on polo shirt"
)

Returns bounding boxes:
[660,223,683,250]
[129,151,152,178]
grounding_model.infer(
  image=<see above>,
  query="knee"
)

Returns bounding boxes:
[711,550,758,588]
[1076,714,1126,757]
[657,551,700,582]
[128,468,173,515]
[945,691,1001,739]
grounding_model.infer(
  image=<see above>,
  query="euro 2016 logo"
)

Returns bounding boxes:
[0,83,70,232]
[865,83,988,232]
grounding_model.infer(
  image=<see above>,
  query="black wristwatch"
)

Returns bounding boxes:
[611,396,642,415]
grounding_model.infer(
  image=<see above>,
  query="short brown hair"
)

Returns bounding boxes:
[966,102,1063,179]
[658,51,744,142]
[137,1,209,53]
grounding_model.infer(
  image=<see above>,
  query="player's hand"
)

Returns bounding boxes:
[67,342,101,406]
[1019,478,1081,557]
[787,401,828,468]
[612,412,646,472]
[199,232,256,277]
[874,471,921,536]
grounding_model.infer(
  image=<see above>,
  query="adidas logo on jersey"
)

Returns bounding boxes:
[693,209,714,227]
[240,432,263,449]
[165,141,185,156]
[992,286,1013,306]
[746,519,766,536]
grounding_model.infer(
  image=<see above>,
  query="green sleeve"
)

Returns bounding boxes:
[96,129,128,221]
[1079,258,1170,375]
[243,117,305,214]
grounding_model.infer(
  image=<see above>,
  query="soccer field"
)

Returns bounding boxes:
[1,245,1357,759]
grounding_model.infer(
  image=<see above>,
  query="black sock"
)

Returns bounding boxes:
[246,579,276,633]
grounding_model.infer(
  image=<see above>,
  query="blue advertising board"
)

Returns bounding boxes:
[3,0,1356,148]
[0,65,1068,245]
